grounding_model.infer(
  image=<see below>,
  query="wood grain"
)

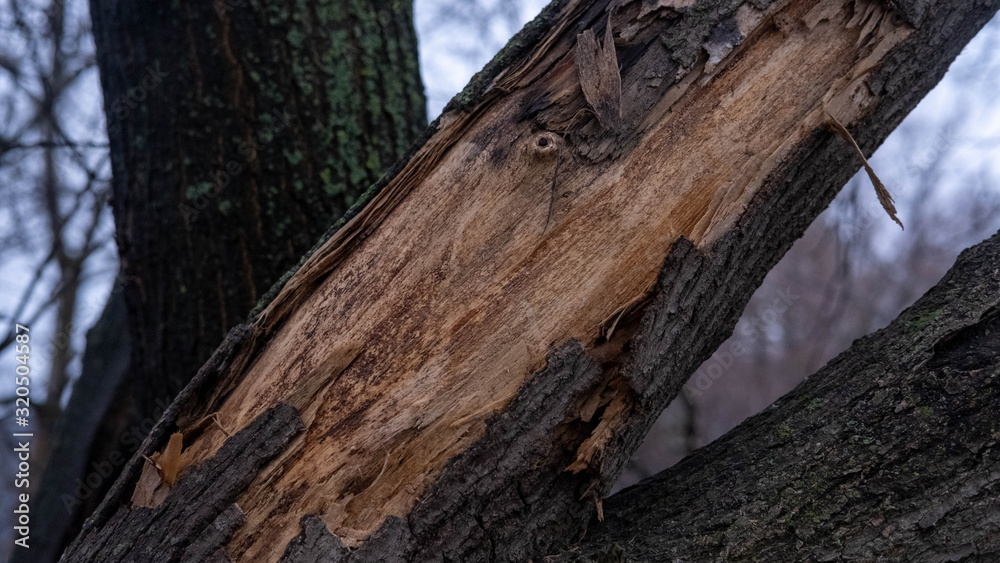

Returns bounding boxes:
[163,0,918,559]
[58,0,1000,559]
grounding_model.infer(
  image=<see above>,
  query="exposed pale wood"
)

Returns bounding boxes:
[176,0,923,557]
[60,0,1000,560]
[161,0,982,559]
[172,0,910,559]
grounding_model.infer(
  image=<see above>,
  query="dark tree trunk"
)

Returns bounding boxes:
[59,0,1000,561]
[22,2,426,561]
[560,228,1000,562]
[91,0,426,439]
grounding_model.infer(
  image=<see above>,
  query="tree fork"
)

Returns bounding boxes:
[561,228,1000,561]
[65,0,1000,560]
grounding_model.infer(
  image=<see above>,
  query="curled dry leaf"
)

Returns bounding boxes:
[156,432,187,486]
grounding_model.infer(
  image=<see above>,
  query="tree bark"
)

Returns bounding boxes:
[89,0,426,444]
[559,228,1000,562]
[63,0,1000,561]
[23,2,425,561]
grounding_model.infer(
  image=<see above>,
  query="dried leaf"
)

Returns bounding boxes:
[825,110,904,229]
[576,19,622,132]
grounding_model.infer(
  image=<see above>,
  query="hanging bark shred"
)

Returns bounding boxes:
[575,12,622,132]
[57,0,1000,560]
[825,108,904,229]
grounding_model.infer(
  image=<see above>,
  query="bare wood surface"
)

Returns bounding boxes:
[61,0,1000,560]
[181,2,928,557]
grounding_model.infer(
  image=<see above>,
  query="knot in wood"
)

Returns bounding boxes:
[530,132,560,160]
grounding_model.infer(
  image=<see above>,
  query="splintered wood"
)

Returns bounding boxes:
[825,110,903,228]
[159,0,914,559]
[133,433,191,507]
[576,12,622,131]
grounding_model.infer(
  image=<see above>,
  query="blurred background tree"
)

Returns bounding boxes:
[1,0,428,558]
[0,0,997,560]
[0,0,113,497]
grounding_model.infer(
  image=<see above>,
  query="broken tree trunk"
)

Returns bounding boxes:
[559,228,1000,562]
[63,0,1000,561]
[24,2,426,562]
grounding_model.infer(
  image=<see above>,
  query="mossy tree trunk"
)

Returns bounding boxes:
[59,0,1000,561]
[92,0,426,442]
[22,2,425,561]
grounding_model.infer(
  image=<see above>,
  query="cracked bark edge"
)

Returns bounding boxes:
[278,515,351,563]
[61,403,304,562]
[558,229,1000,561]
[887,0,932,27]
[68,321,254,540]
[280,341,605,562]
[594,0,1000,498]
[277,1,1000,560]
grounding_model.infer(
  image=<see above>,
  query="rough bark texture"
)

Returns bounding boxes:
[23,2,426,561]
[62,0,1000,561]
[62,403,304,563]
[24,292,131,563]
[559,228,1000,562]
[88,0,425,453]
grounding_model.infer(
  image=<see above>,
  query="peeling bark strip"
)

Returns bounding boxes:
[64,0,999,561]
[561,230,1000,562]
[62,403,303,563]
[824,110,902,228]
[576,15,622,131]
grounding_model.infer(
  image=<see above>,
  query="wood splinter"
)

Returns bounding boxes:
[576,11,622,132]
[824,108,904,229]
[143,432,190,487]
[134,431,196,508]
